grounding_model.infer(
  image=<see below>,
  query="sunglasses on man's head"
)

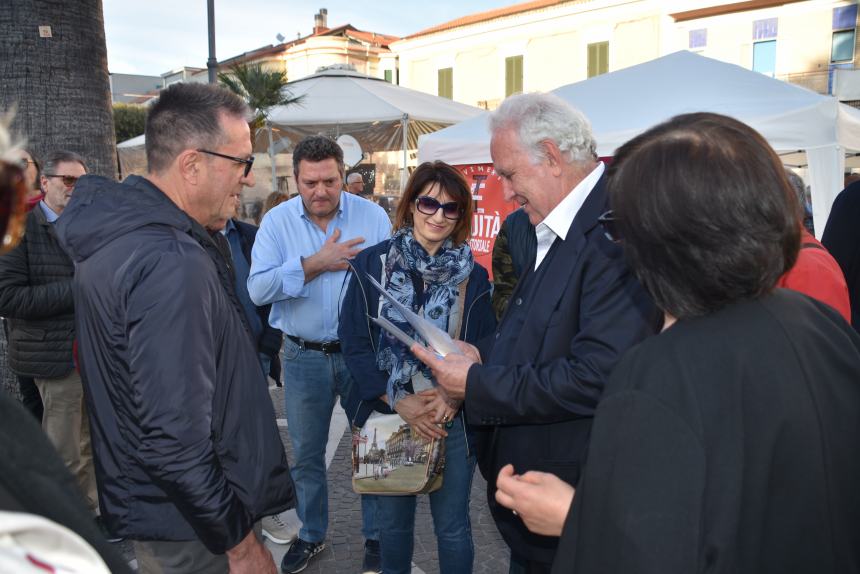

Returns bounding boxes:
[415,195,463,220]
[197,148,255,178]
[597,210,621,243]
[45,174,80,187]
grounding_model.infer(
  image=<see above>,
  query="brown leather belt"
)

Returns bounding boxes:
[286,335,341,354]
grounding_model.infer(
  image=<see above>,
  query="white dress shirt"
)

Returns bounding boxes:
[534,162,605,270]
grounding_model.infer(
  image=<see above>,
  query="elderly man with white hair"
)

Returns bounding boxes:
[412,92,656,572]
[345,171,365,195]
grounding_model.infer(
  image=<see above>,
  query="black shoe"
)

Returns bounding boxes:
[281,538,325,573]
[95,515,124,543]
[361,539,381,573]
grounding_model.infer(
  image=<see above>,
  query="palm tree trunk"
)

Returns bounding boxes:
[0,0,117,178]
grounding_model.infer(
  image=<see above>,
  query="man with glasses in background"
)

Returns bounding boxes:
[0,151,102,529]
[249,135,390,574]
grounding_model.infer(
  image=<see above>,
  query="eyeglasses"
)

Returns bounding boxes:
[44,174,80,187]
[197,149,255,178]
[16,158,36,170]
[597,210,621,243]
[0,162,28,254]
[415,196,463,220]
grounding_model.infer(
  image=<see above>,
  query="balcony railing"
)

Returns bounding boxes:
[777,70,831,95]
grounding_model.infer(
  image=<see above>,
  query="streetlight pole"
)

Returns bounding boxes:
[207,0,217,83]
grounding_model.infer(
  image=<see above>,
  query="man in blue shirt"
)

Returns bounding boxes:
[249,136,391,574]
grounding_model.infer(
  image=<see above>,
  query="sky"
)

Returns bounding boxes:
[103,0,517,76]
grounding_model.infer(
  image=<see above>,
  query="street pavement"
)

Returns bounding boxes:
[119,381,511,573]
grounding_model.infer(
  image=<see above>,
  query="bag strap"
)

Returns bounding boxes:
[449,276,470,340]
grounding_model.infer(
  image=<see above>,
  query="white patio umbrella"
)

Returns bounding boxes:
[268,67,483,188]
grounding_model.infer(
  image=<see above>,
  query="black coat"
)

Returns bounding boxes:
[822,181,860,332]
[465,176,657,565]
[555,290,860,573]
[505,208,536,280]
[0,206,75,378]
[55,175,295,553]
[0,392,132,574]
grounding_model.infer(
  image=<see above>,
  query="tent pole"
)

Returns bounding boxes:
[267,121,277,194]
[401,113,409,192]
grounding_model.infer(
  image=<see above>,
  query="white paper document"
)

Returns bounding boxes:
[365,273,462,357]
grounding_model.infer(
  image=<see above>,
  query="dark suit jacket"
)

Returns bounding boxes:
[230,219,283,372]
[554,290,860,573]
[465,175,657,565]
[822,181,860,332]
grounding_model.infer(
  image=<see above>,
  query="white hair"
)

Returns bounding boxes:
[489,92,596,165]
[346,172,363,184]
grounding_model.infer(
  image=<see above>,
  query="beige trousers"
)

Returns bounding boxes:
[34,370,98,513]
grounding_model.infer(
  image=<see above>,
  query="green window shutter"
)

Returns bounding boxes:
[438,67,453,99]
[505,55,523,97]
[384,69,393,83]
[588,42,609,78]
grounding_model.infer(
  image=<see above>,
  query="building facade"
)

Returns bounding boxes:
[389,0,859,108]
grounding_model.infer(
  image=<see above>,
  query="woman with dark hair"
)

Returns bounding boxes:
[494,113,860,573]
[339,161,496,574]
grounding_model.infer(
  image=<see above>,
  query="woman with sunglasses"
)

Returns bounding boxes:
[340,161,496,574]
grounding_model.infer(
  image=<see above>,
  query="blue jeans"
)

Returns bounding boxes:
[282,337,378,543]
[377,414,476,574]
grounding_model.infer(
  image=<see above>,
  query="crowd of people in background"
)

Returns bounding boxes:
[0,81,859,574]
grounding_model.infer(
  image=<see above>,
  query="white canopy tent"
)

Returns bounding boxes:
[268,67,483,187]
[418,50,860,235]
[116,133,147,178]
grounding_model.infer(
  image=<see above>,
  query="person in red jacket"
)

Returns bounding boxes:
[777,170,851,322]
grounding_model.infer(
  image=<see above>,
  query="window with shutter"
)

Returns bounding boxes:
[587,42,608,78]
[438,68,453,99]
[505,55,523,97]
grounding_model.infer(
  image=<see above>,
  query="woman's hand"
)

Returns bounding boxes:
[394,394,446,441]
[494,464,575,537]
[419,387,460,424]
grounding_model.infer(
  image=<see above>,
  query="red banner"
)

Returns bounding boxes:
[458,164,519,280]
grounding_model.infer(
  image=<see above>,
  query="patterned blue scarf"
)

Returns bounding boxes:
[376,227,473,407]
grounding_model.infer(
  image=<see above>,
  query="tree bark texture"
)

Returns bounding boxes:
[0,0,117,179]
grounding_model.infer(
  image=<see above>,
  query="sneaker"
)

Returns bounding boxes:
[262,513,297,545]
[94,515,124,544]
[280,538,325,573]
[361,539,381,573]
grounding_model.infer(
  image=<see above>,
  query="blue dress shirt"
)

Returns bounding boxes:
[248,191,391,342]
[39,200,60,223]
